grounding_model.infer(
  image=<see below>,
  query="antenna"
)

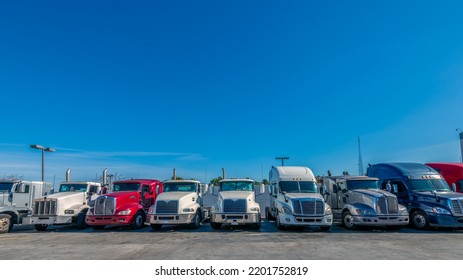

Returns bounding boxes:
[358,136,364,175]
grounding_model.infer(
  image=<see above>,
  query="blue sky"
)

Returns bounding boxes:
[1,1,463,183]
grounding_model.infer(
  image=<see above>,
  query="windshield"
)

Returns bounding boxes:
[112,183,141,192]
[220,181,253,192]
[164,182,197,192]
[409,179,451,192]
[59,184,88,192]
[0,182,13,192]
[279,181,317,193]
[347,180,379,190]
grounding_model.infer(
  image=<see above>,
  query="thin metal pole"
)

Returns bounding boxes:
[42,149,45,181]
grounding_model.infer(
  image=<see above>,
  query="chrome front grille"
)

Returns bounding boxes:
[223,199,246,213]
[94,196,116,215]
[451,200,463,216]
[156,201,178,214]
[293,200,324,215]
[376,196,398,215]
[34,199,57,215]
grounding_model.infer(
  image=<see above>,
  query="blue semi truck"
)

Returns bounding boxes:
[367,162,463,230]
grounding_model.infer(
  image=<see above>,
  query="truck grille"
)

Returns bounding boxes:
[451,200,463,216]
[34,199,57,215]
[94,196,116,215]
[156,201,178,214]
[376,196,398,215]
[223,199,246,213]
[293,200,324,215]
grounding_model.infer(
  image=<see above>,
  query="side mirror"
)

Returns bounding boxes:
[386,183,392,192]
[212,186,219,196]
[260,184,265,194]
[156,185,160,195]
[321,185,330,195]
[101,187,107,194]
[393,185,398,193]
[452,183,457,192]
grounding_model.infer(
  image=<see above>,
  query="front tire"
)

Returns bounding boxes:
[35,224,48,231]
[76,212,87,229]
[131,211,145,230]
[276,214,285,230]
[342,211,356,230]
[190,210,201,229]
[0,214,13,234]
[411,210,429,230]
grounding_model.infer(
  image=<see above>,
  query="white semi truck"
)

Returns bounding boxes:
[266,166,333,231]
[148,170,209,229]
[210,169,264,230]
[29,169,103,231]
[0,180,52,233]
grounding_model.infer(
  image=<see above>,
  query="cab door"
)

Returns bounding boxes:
[12,183,31,210]
[140,184,153,209]
[336,180,349,209]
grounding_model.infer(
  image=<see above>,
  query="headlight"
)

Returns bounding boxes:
[356,209,374,215]
[182,208,195,213]
[324,206,332,215]
[64,209,75,215]
[250,207,259,212]
[432,207,451,215]
[282,206,292,214]
[148,206,156,214]
[118,210,131,215]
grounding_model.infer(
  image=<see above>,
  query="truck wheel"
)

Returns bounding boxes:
[276,214,285,230]
[131,212,145,230]
[265,207,274,221]
[342,211,356,230]
[190,210,201,229]
[320,226,331,232]
[411,210,429,230]
[150,224,162,230]
[210,222,222,230]
[76,212,87,229]
[35,224,48,231]
[0,214,12,234]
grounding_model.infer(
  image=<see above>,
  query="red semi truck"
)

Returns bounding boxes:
[426,163,463,193]
[86,179,163,229]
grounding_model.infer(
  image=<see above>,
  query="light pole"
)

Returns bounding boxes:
[30,144,55,181]
[276,156,289,166]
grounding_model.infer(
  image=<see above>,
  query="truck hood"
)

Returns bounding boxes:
[285,193,323,200]
[352,189,392,198]
[220,191,254,200]
[157,192,196,202]
[106,191,140,202]
[45,192,86,200]
[415,191,463,200]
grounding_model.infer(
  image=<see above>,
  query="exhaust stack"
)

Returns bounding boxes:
[222,168,226,179]
[173,168,177,180]
[103,169,108,185]
[65,169,71,182]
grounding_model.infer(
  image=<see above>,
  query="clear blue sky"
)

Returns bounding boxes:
[1,1,463,183]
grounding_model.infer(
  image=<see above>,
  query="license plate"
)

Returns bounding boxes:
[162,220,170,224]
[231,222,238,226]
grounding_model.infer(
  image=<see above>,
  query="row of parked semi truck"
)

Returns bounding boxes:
[1,162,463,234]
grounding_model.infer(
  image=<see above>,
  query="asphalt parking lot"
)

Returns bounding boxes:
[1,221,463,260]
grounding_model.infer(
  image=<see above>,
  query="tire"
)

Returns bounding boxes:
[411,210,429,230]
[210,222,222,230]
[131,211,145,230]
[150,224,162,230]
[190,210,201,229]
[0,214,12,234]
[320,226,331,232]
[35,224,48,231]
[276,214,285,230]
[76,212,87,229]
[91,225,105,230]
[265,207,274,221]
[342,211,356,230]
